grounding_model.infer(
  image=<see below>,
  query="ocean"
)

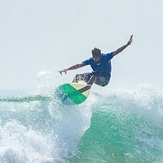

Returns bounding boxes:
[0,73,163,163]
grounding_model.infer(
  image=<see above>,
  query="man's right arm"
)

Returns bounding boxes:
[59,63,85,75]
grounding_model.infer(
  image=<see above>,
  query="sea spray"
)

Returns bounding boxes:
[0,71,92,162]
[0,72,163,163]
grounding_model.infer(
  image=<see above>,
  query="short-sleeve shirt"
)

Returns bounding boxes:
[82,52,113,78]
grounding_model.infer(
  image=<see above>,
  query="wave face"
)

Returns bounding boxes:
[69,85,163,163]
[0,73,163,163]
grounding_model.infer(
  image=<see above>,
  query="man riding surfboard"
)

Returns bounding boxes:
[59,35,133,87]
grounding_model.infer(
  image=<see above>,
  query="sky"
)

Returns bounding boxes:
[0,0,163,90]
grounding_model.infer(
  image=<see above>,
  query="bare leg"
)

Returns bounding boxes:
[87,75,96,86]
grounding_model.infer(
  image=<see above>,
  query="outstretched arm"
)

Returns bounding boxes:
[112,35,133,57]
[59,63,85,75]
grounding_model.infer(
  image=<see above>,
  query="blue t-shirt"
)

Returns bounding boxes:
[82,52,113,78]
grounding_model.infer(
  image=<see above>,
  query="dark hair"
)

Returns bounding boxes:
[92,48,101,57]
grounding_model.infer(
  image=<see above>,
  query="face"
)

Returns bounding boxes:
[93,56,101,62]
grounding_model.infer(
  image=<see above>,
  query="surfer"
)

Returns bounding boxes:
[59,35,133,87]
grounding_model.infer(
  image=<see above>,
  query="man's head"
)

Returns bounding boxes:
[92,48,101,62]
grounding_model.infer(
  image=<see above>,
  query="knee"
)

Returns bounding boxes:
[100,80,110,87]
[101,83,108,87]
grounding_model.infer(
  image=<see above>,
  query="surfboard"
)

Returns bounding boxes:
[56,83,91,105]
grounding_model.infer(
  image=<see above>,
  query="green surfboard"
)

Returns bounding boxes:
[56,83,91,105]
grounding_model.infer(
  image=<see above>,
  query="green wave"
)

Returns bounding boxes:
[68,96,163,163]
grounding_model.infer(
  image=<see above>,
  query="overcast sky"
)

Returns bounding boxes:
[0,0,163,90]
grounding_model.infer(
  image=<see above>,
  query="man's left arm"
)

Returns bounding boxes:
[112,35,133,57]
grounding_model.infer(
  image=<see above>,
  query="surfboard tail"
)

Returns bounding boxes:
[57,83,91,105]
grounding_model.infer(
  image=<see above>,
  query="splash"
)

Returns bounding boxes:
[0,73,163,162]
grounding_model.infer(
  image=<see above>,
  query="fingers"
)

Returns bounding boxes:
[58,69,67,75]
[130,35,133,42]
[127,35,133,45]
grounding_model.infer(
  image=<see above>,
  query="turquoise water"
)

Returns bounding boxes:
[0,83,163,163]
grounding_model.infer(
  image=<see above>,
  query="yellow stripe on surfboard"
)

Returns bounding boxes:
[70,83,91,97]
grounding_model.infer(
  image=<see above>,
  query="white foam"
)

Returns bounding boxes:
[0,121,54,163]
[3,72,163,162]
[48,100,92,160]
[36,70,68,95]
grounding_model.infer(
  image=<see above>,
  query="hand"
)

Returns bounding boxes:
[127,35,133,46]
[58,69,68,75]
